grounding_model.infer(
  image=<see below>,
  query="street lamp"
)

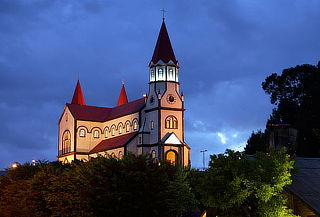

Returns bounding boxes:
[200,149,208,170]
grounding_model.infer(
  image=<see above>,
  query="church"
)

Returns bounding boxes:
[57,19,190,166]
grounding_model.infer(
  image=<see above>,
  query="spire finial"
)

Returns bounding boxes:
[160,8,167,21]
[122,80,125,85]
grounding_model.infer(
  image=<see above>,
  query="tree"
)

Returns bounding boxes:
[245,130,268,154]
[197,148,297,217]
[262,62,320,157]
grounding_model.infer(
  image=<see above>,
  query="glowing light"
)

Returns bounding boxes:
[11,162,19,168]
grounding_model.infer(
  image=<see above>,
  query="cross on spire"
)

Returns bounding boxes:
[160,8,167,20]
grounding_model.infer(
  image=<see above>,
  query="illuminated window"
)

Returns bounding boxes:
[150,120,154,130]
[168,68,174,80]
[165,116,178,129]
[166,150,177,165]
[79,129,85,137]
[158,68,163,80]
[151,150,156,159]
[111,126,115,136]
[126,123,130,132]
[119,124,123,134]
[118,151,123,159]
[62,131,71,155]
[150,69,155,81]
[94,130,99,138]
[133,120,138,131]
[105,129,109,138]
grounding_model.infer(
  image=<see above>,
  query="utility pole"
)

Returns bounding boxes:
[200,150,208,170]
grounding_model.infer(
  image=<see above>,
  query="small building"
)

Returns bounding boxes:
[57,19,190,166]
[286,157,320,216]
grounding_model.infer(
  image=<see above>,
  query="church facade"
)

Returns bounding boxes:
[58,20,190,166]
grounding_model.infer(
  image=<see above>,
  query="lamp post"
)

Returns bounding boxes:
[200,150,208,170]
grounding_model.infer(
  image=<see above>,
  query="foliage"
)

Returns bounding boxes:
[245,130,268,154]
[262,62,320,157]
[0,155,196,217]
[197,148,297,217]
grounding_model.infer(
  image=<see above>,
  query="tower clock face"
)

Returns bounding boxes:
[166,94,176,104]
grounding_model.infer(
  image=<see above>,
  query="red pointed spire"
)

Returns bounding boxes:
[71,80,86,105]
[117,83,128,106]
[151,20,178,65]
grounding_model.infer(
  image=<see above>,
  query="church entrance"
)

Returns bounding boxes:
[165,150,177,165]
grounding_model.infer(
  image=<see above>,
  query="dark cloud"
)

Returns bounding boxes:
[0,0,319,169]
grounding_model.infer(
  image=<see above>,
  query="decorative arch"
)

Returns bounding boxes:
[62,130,71,155]
[117,122,124,134]
[125,120,131,132]
[103,127,109,138]
[77,126,88,138]
[91,127,103,134]
[165,116,178,129]
[132,118,139,131]
[110,124,116,136]
[165,150,178,165]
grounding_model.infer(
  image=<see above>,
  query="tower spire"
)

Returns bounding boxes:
[150,19,178,65]
[71,80,86,105]
[117,83,128,106]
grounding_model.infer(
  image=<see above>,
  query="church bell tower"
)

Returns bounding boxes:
[142,19,189,166]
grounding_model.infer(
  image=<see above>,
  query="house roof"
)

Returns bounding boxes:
[67,97,145,122]
[71,80,86,105]
[151,20,178,65]
[117,83,128,106]
[89,132,138,153]
[286,157,320,214]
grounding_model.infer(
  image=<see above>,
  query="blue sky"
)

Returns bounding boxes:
[0,0,319,169]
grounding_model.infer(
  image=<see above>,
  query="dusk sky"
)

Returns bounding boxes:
[0,0,319,169]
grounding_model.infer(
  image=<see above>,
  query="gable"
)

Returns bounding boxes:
[163,133,182,145]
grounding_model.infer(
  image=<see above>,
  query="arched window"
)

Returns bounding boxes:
[62,131,71,155]
[158,68,163,80]
[166,150,177,165]
[118,124,123,134]
[151,150,156,159]
[165,116,178,129]
[126,122,130,132]
[111,126,115,136]
[133,120,138,131]
[93,130,99,138]
[79,129,85,137]
[105,129,109,138]
[118,151,123,159]
[111,152,116,158]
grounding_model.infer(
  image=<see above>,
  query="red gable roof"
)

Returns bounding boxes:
[151,20,178,65]
[67,97,145,122]
[71,80,86,105]
[89,132,138,153]
[117,83,128,106]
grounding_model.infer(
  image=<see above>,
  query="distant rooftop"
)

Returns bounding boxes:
[287,157,320,214]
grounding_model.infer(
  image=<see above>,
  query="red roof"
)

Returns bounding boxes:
[151,20,178,65]
[71,80,86,105]
[67,97,145,122]
[117,84,128,106]
[89,132,138,153]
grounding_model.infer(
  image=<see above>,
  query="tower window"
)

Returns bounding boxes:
[93,130,99,138]
[150,70,155,81]
[158,68,164,80]
[138,136,142,144]
[165,116,178,129]
[62,131,71,155]
[79,129,85,137]
[150,120,154,130]
[168,68,174,80]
